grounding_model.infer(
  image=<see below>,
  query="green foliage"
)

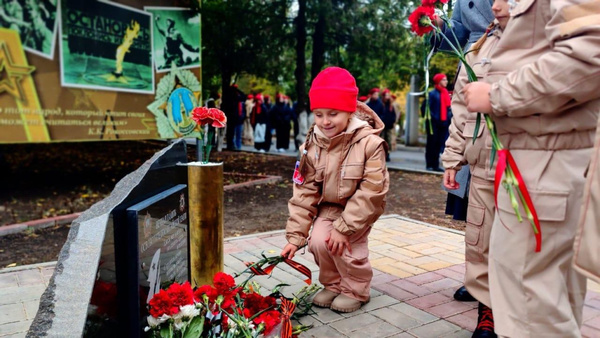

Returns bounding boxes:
[198,0,460,104]
[429,52,460,90]
[198,0,292,97]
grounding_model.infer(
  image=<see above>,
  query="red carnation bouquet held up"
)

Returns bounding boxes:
[408,0,542,252]
[145,251,319,338]
[190,107,227,163]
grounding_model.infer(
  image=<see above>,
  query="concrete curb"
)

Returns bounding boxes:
[224,174,282,191]
[0,261,57,273]
[0,213,81,237]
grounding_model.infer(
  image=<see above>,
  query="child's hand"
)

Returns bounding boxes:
[443,168,459,190]
[462,82,492,114]
[326,229,352,256]
[281,243,299,259]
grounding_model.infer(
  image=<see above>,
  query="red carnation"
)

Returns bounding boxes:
[194,284,217,303]
[191,107,227,128]
[191,107,212,126]
[208,108,227,128]
[422,0,448,6]
[166,282,194,307]
[220,294,237,310]
[408,6,436,36]
[213,272,236,292]
[254,310,281,336]
[148,289,179,317]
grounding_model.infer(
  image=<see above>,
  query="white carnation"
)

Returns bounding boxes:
[147,314,171,327]
[179,304,201,318]
[174,320,186,331]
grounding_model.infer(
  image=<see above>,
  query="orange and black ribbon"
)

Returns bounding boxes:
[495,149,542,252]
[244,261,276,276]
[244,257,312,284]
[279,297,297,338]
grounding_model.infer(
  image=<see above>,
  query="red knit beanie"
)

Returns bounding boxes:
[433,73,447,84]
[309,67,358,113]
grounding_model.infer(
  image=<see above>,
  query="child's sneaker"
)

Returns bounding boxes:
[330,294,369,313]
[312,289,340,308]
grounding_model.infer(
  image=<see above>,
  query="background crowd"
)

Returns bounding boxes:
[207,84,405,161]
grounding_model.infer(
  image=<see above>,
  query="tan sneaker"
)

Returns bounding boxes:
[312,289,340,307]
[330,294,369,313]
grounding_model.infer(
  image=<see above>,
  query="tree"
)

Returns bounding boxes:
[294,0,308,113]
[199,0,291,148]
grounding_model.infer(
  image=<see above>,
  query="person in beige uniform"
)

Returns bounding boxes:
[462,0,600,336]
[442,1,512,335]
[572,118,600,285]
[281,67,389,313]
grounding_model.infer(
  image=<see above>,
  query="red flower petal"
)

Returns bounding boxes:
[191,106,212,126]
[166,281,194,307]
[148,289,178,317]
[408,6,436,36]
[208,108,227,128]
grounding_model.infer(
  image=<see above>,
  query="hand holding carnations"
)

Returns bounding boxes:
[462,82,493,114]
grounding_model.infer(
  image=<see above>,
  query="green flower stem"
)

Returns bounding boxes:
[204,129,214,163]
[506,179,523,222]
[428,23,464,60]
[506,165,539,235]
[441,17,464,56]
[197,137,204,163]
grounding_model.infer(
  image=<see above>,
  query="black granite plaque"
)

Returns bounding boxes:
[130,184,189,305]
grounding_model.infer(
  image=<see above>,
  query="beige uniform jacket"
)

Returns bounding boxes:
[485,0,600,151]
[286,102,390,247]
[484,0,600,228]
[442,26,502,182]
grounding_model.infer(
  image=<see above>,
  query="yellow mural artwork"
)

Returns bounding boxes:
[0,28,49,142]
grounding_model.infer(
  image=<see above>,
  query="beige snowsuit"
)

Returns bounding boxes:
[442,26,503,308]
[286,102,390,301]
[480,0,600,336]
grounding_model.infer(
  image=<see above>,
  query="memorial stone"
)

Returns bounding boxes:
[29,140,189,338]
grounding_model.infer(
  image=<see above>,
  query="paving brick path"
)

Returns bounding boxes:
[2,216,599,337]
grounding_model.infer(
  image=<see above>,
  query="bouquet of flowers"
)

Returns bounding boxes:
[408,0,542,251]
[190,107,227,163]
[145,254,319,338]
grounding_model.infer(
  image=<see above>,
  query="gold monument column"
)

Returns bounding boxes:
[187,162,224,287]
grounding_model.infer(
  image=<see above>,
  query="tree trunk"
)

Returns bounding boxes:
[221,69,234,151]
[294,0,307,113]
[311,3,326,81]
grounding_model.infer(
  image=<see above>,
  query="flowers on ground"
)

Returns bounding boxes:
[145,254,319,338]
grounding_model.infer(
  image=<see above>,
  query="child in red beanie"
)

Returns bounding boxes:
[281,67,390,313]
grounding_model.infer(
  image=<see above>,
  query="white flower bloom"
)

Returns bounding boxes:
[179,304,201,318]
[172,311,184,322]
[174,320,186,331]
[147,314,171,327]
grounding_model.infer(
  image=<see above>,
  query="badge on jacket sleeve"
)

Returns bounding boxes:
[293,161,305,185]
